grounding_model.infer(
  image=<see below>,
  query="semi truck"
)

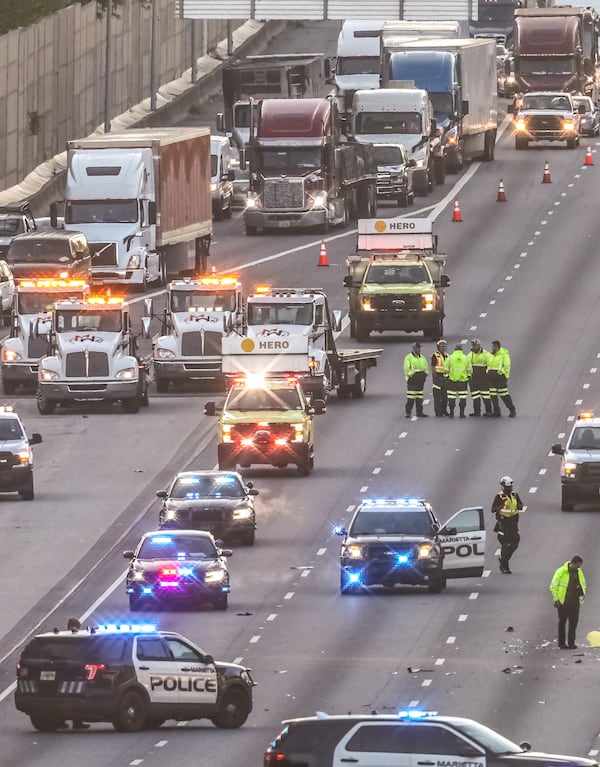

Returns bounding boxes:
[243,97,377,235]
[350,88,443,195]
[344,217,450,342]
[1,278,89,394]
[513,7,600,98]
[221,287,382,401]
[379,20,462,78]
[149,274,243,392]
[382,38,498,172]
[217,53,330,150]
[56,128,213,288]
[36,295,150,415]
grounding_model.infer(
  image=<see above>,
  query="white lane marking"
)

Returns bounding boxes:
[130,761,144,766]
[233,657,243,664]
[505,275,513,281]
[385,449,394,456]
[528,241,534,245]
[0,682,16,704]
[575,174,581,178]
[479,313,487,318]
[176,721,188,727]
[567,415,575,422]
[583,383,590,389]
[558,432,566,438]
[446,636,456,644]
[514,264,520,269]
[284,592,294,600]
[489,300,496,305]
[553,201,560,206]
[360,486,368,492]
[568,183,574,187]
[460,338,468,344]
[483,570,491,577]
[539,468,547,475]
[399,432,407,439]
[317,548,327,556]
[421,679,432,687]
[561,192,567,196]
[575,399,583,405]
[470,325,478,331]
[80,569,128,623]
[346,505,355,513]
[435,658,445,666]
[409,700,420,707]
[267,614,277,621]
[591,368,597,373]
[534,230,541,235]
[547,451,553,457]
[155,741,168,748]
[469,593,479,600]
[372,467,381,475]
[529,487,538,494]
[497,287,504,293]
[589,750,599,757]
[520,252,527,258]
[250,635,261,643]
[301,569,311,578]
[495,548,501,556]
[458,614,468,622]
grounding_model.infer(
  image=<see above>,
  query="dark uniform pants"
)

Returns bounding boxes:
[447,379,468,416]
[497,530,520,570]
[432,373,447,416]
[406,371,427,416]
[557,600,579,647]
[470,368,491,415]
[488,371,516,416]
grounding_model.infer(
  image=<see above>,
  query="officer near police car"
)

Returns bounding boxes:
[491,476,523,573]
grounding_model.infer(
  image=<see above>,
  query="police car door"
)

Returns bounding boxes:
[333,721,414,767]
[134,636,180,705]
[163,636,218,707]
[439,506,486,579]
[409,723,486,767]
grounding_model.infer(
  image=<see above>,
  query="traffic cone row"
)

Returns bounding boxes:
[497,178,507,202]
[318,239,329,267]
[542,161,552,183]
[584,145,594,166]
[451,199,462,222]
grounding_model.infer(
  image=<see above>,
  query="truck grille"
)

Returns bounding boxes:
[0,451,18,470]
[578,463,600,480]
[27,336,48,358]
[370,294,423,311]
[233,423,294,440]
[181,331,221,357]
[367,542,415,561]
[527,115,563,131]
[263,179,304,210]
[173,508,232,527]
[65,351,109,377]
[89,242,117,267]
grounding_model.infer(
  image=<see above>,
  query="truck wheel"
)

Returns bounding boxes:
[515,136,528,150]
[213,591,229,611]
[428,571,446,593]
[36,391,56,415]
[19,477,34,501]
[351,366,366,399]
[434,155,446,185]
[155,377,169,394]
[141,381,149,407]
[398,191,409,208]
[413,170,429,197]
[30,715,63,732]
[297,455,313,477]
[561,489,574,512]
[2,380,17,396]
[337,383,350,399]
[566,137,577,149]
[214,200,224,221]
[349,319,357,339]
[483,129,496,161]
[122,396,141,414]
[241,528,256,546]
[112,691,147,733]
[211,687,251,729]
[356,324,370,342]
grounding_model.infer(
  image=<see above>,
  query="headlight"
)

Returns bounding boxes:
[222,424,233,443]
[133,569,145,581]
[342,544,365,560]
[515,118,526,132]
[16,449,32,465]
[246,193,261,209]
[233,506,252,520]
[506,76,515,84]
[414,158,425,168]
[127,253,142,269]
[361,299,374,311]
[155,347,176,360]
[563,120,575,131]
[418,544,434,559]
[293,423,304,443]
[39,369,59,381]
[165,508,177,520]
[564,461,578,475]
[205,568,226,584]
[116,367,138,380]
[422,293,435,311]
[2,349,21,362]
[211,182,218,192]
[309,191,327,207]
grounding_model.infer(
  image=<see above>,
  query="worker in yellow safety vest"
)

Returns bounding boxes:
[431,339,449,417]
[550,556,586,650]
[404,342,429,418]
[491,476,523,573]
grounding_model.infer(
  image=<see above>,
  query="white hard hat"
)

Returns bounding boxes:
[500,476,513,486]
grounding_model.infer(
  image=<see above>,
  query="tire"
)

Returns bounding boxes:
[339,199,349,228]
[211,687,251,729]
[213,592,229,611]
[218,458,236,471]
[413,169,429,197]
[19,477,34,501]
[356,324,370,342]
[241,528,256,546]
[3,380,17,396]
[351,367,366,399]
[122,395,141,414]
[434,155,446,185]
[337,383,351,399]
[349,319,357,339]
[224,200,233,219]
[214,200,224,221]
[36,390,56,415]
[515,136,528,150]
[297,454,313,477]
[561,489,574,512]
[428,571,445,594]
[483,129,496,161]
[398,191,409,208]
[155,377,169,394]
[30,715,63,732]
[245,225,257,236]
[566,137,577,149]
[141,381,149,407]
[129,595,141,611]
[112,691,147,733]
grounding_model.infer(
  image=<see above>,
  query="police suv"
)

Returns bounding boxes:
[15,623,255,732]
[0,405,42,500]
[336,498,486,593]
[263,711,600,767]
[552,411,600,511]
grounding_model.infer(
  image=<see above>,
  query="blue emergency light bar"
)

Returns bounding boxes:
[96,623,157,633]
[362,498,422,506]
[150,536,173,544]
[397,710,438,719]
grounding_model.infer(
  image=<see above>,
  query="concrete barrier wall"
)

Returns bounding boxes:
[0,1,238,190]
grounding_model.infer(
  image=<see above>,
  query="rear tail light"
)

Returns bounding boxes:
[84,664,106,680]
[264,753,286,765]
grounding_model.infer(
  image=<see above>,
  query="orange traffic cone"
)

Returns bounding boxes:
[497,178,507,202]
[451,199,462,222]
[542,161,552,183]
[584,145,594,166]
[318,239,329,267]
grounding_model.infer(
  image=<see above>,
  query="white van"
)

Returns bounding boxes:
[210,136,236,221]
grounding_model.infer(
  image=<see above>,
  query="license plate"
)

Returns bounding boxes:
[278,221,291,228]
[40,670,56,681]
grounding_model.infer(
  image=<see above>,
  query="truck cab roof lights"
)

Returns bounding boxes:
[254,285,271,295]
[87,296,124,305]
[579,411,594,420]
[17,279,88,290]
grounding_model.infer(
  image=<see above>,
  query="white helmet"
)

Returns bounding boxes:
[500,476,513,487]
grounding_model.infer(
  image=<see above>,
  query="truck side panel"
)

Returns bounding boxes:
[459,42,498,136]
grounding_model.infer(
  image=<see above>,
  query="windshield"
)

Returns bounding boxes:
[18,291,83,315]
[366,264,429,284]
[0,418,24,440]
[138,534,218,560]
[572,97,592,112]
[337,56,380,76]
[227,386,303,411]
[355,112,422,135]
[373,145,404,165]
[7,240,72,264]
[234,102,251,128]
[56,309,122,333]
[521,94,571,110]
[569,426,600,450]
[210,155,219,177]
[169,474,245,500]
[428,92,454,119]
[0,218,23,236]
[520,59,575,77]
[350,510,433,536]
[65,200,138,225]
[455,721,522,755]
[171,290,235,313]
[248,302,313,325]
[259,148,321,176]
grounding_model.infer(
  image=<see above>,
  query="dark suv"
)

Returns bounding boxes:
[6,230,92,281]
[336,498,486,594]
[15,624,255,733]
[157,470,258,545]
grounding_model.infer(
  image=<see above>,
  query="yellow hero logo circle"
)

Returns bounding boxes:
[241,338,255,353]
[374,220,387,233]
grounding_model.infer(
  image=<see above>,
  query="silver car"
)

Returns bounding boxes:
[572,95,600,136]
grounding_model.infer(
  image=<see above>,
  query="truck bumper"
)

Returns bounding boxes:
[561,479,600,502]
[341,558,441,588]
[218,442,310,470]
[244,208,326,230]
[154,359,222,382]
[91,267,145,285]
[0,465,33,493]
[1,362,39,385]
[358,311,442,333]
[38,380,139,401]
[376,182,407,198]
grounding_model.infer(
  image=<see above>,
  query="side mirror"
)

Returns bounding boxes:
[520,742,531,753]
[123,550,135,559]
[204,401,216,416]
[227,169,235,181]
[29,433,42,446]
[216,112,225,133]
[343,275,353,288]
[331,309,342,332]
[441,274,450,288]
[0,273,7,283]
[430,118,437,137]
[141,316,151,339]
[441,526,457,536]
[156,490,167,499]
[247,488,259,496]
[551,443,564,455]
[239,149,247,171]
[408,158,417,167]
[461,99,470,116]
[220,548,233,557]
[147,201,157,226]
[203,653,215,665]
[312,398,327,415]
[144,297,153,317]
[324,58,331,79]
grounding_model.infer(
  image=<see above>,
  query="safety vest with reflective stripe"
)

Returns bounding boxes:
[498,493,519,517]
[487,347,511,377]
[404,353,429,381]
[444,350,472,382]
[468,350,490,370]
[550,561,586,604]
[432,352,447,374]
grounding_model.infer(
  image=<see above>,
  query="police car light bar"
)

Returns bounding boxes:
[362,498,422,506]
[397,710,438,719]
[96,623,157,633]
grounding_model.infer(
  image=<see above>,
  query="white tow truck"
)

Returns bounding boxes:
[150,274,243,392]
[1,278,89,395]
[221,287,382,401]
[36,295,150,415]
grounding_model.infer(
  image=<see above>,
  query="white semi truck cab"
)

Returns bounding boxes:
[36,295,149,415]
[151,275,243,392]
[1,278,89,395]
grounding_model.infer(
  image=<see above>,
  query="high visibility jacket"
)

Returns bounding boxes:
[498,493,519,517]
[487,347,511,378]
[431,352,448,375]
[468,350,490,370]
[444,350,472,382]
[550,562,586,604]
[404,352,429,381]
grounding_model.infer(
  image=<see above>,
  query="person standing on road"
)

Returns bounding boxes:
[487,340,516,417]
[444,343,472,418]
[550,555,586,650]
[404,342,429,418]
[467,339,492,417]
[431,339,449,417]
[491,476,523,574]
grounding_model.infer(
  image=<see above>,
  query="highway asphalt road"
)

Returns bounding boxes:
[1,19,600,767]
